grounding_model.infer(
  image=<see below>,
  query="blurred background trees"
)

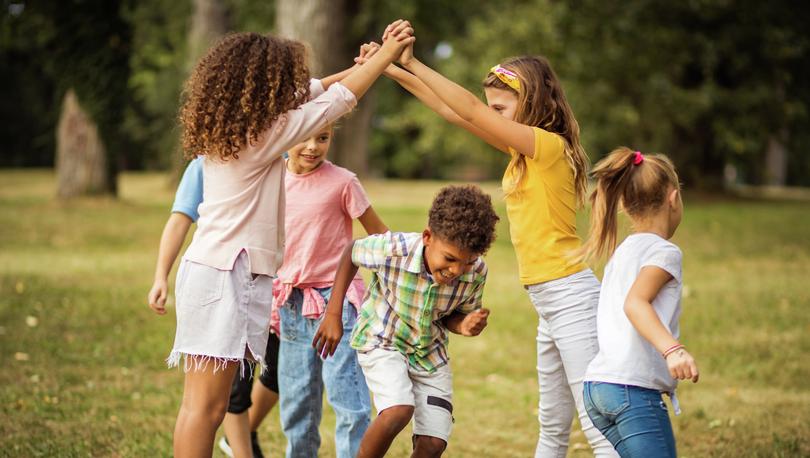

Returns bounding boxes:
[1,0,808,197]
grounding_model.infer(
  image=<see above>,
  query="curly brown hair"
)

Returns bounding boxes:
[180,32,311,161]
[428,185,499,255]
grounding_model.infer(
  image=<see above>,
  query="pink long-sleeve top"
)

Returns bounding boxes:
[183,80,357,276]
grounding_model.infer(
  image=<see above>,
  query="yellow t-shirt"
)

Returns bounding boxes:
[503,127,587,285]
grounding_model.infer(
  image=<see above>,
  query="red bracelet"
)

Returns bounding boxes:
[662,344,684,358]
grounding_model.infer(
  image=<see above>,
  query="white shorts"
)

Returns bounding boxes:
[167,250,273,375]
[357,348,454,442]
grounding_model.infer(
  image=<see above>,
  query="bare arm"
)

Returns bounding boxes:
[312,243,360,356]
[384,64,511,154]
[320,65,360,90]
[402,57,536,158]
[443,308,490,336]
[357,206,388,235]
[147,212,193,314]
[625,266,699,382]
[338,20,414,101]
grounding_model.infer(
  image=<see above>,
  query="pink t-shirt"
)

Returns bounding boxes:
[270,160,370,331]
[183,80,357,276]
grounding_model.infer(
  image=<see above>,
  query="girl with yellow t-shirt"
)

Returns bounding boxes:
[363,28,618,457]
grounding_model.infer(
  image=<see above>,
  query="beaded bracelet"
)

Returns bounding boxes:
[662,344,685,359]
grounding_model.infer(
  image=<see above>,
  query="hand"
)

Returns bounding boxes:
[312,312,344,358]
[665,348,699,383]
[459,308,489,336]
[148,278,168,315]
[398,40,414,67]
[354,42,381,65]
[379,19,415,60]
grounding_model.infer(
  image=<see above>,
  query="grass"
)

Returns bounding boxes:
[1,169,809,457]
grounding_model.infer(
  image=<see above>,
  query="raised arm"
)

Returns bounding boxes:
[391,32,535,157]
[338,20,414,100]
[385,64,512,154]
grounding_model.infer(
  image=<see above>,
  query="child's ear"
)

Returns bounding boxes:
[422,228,432,246]
[668,188,679,208]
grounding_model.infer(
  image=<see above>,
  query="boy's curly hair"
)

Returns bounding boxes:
[180,32,311,161]
[428,185,499,255]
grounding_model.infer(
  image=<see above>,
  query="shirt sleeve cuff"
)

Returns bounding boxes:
[309,78,326,99]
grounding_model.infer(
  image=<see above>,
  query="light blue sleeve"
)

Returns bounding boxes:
[171,157,204,222]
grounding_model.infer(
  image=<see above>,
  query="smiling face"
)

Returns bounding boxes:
[287,125,333,174]
[421,229,480,285]
[484,86,519,121]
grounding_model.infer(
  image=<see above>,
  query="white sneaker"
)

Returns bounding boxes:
[218,436,234,457]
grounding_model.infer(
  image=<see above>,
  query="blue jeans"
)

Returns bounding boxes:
[583,382,676,457]
[278,288,371,458]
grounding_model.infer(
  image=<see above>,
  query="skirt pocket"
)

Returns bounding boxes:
[180,261,226,307]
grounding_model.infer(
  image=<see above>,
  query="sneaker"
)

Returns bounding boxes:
[218,436,234,457]
[250,431,265,458]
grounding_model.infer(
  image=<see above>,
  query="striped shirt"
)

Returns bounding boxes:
[350,232,488,373]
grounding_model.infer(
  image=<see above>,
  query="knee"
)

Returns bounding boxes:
[378,405,414,433]
[182,396,230,427]
[413,435,446,457]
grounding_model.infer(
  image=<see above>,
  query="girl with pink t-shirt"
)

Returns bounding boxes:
[165,25,413,457]
[272,124,387,458]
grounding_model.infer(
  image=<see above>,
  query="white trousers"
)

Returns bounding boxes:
[527,269,618,458]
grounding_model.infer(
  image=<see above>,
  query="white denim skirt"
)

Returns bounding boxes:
[167,250,273,375]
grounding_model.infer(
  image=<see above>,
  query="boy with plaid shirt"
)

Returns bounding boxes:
[313,185,500,458]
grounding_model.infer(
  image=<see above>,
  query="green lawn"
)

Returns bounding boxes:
[1,169,809,457]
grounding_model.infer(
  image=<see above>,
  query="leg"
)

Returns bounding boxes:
[278,297,324,458]
[174,358,239,458]
[613,387,677,458]
[409,364,453,458]
[356,349,417,458]
[358,405,414,458]
[412,435,447,458]
[222,360,255,458]
[551,274,617,457]
[534,312,575,458]
[250,333,280,432]
[322,304,371,458]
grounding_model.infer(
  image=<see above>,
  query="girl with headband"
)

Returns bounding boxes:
[359,28,617,456]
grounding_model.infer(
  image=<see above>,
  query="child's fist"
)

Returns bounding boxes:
[460,308,490,336]
[147,279,168,315]
[665,348,699,383]
[313,313,344,358]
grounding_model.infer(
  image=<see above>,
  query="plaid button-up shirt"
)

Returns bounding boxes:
[350,232,488,373]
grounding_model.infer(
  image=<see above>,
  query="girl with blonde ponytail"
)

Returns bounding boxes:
[361,26,616,456]
[582,147,698,457]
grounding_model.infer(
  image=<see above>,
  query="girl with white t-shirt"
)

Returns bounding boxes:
[580,147,699,457]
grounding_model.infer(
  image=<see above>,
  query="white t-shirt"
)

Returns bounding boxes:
[585,233,683,393]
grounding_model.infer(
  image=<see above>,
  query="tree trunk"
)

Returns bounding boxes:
[171,0,230,183]
[276,0,371,176]
[764,128,788,186]
[56,89,111,198]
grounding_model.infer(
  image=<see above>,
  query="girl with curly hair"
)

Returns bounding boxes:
[165,22,413,457]
[367,26,617,456]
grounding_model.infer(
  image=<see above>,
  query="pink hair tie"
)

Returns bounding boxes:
[633,151,644,165]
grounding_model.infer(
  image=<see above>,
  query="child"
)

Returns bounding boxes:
[165,24,414,457]
[313,185,500,458]
[581,148,698,457]
[367,29,616,456]
[147,156,278,458]
[272,122,388,458]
